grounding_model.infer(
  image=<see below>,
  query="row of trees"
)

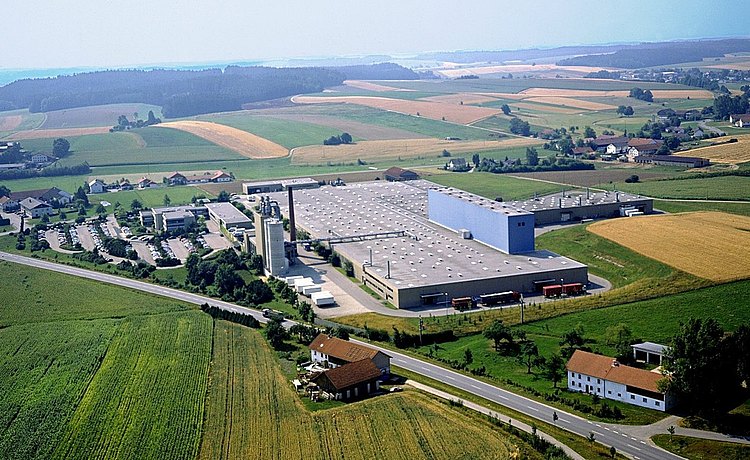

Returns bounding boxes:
[110,111,161,132]
[322,132,353,145]
[629,87,654,102]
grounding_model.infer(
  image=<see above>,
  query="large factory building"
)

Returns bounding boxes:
[265,180,588,309]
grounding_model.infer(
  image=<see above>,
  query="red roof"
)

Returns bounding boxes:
[313,359,382,391]
[384,166,419,178]
[309,333,388,363]
[566,350,667,393]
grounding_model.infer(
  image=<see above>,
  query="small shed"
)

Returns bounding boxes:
[631,342,670,365]
[312,359,382,400]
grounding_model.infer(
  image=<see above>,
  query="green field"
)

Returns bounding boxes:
[0,261,538,460]
[199,320,528,460]
[0,174,89,194]
[654,199,750,217]
[89,185,216,209]
[22,127,243,168]
[614,176,750,201]
[0,108,46,137]
[427,171,565,201]
[652,435,750,460]
[40,103,164,129]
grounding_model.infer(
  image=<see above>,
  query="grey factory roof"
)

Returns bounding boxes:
[162,210,194,220]
[271,180,585,289]
[152,205,207,214]
[205,202,252,225]
[505,190,648,213]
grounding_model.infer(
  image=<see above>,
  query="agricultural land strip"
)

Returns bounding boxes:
[8,126,112,140]
[291,137,542,165]
[523,96,616,111]
[40,103,164,129]
[155,121,289,159]
[292,95,503,124]
[343,80,413,92]
[588,211,750,282]
[0,114,22,131]
[259,113,426,140]
[421,92,504,105]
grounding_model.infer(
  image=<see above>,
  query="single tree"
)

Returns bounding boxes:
[215,263,244,296]
[463,348,473,365]
[501,104,511,115]
[525,147,539,166]
[623,106,634,116]
[667,425,675,442]
[518,341,541,374]
[95,203,106,215]
[52,138,70,157]
[265,318,289,349]
[605,323,634,360]
[0,185,10,198]
[340,132,353,144]
[546,354,566,388]
[584,126,596,138]
[609,446,616,458]
[483,319,513,352]
[472,153,480,166]
[217,190,230,202]
[587,432,596,444]
[163,194,171,206]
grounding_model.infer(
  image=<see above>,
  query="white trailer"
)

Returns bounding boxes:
[285,275,304,285]
[302,284,322,296]
[311,291,335,306]
[294,277,315,293]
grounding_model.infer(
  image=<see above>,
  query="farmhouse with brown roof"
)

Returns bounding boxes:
[729,113,750,128]
[309,333,391,374]
[311,359,382,400]
[384,166,419,182]
[566,350,674,411]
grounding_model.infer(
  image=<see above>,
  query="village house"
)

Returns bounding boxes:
[137,177,157,189]
[572,146,593,158]
[166,170,233,185]
[7,187,73,207]
[566,350,674,411]
[592,135,628,153]
[627,138,663,156]
[166,172,188,186]
[20,197,54,218]
[88,179,106,194]
[729,113,750,128]
[384,166,419,182]
[119,179,133,191]
[309,333,391,375]
[446,157,469,172]
[29,153,54,165]
[311,359,383,401]
[0,196,19,212]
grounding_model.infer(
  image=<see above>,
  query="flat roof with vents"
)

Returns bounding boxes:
[268,180,585,290]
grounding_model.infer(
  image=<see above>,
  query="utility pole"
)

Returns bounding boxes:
[419,315,424,346]
[520,296,525,324]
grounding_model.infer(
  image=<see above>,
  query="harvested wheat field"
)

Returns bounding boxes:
[518,87,714,99]
[0,115,22,131]
[588,211,750,282]
[156,121,288,159]
[292,137,541,165]
[675,136,750,164]
[8,126,112,140]
[293,95,502,124]
[344,80,412,92]
[525,97,616,111]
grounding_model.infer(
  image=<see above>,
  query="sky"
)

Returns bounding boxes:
[2,0,748,69]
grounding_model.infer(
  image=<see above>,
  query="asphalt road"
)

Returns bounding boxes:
[0,251,683,460]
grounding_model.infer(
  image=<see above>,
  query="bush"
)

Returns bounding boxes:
[624,174,640,183]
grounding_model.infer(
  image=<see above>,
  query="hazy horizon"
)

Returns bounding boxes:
[2,0,748,70]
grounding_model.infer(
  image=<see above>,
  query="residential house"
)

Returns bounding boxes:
[166,172,188,186]
[0,196,19,212]
[572,146,593,158]
[309,333,391,375]
[692,129,705,139]
[88,179,106,194]
[311,359,382,401]
[137,177,157,189]
[566,350,674,412]
[446,158,469,172]
[119,179,133,191]
[384,166,419,182]
[30,153,54,165]
[627,138,663,155]
[9,187,73,207]
[729,114,750,128]
[211,171,233,182]
[20,197,53,218]
[593,136,629,153]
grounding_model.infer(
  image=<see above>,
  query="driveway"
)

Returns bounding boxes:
[0,211,21,235]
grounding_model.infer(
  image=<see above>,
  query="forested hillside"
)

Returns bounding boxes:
[0,67,344,118]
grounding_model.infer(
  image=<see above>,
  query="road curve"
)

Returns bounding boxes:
[0,251,683,460]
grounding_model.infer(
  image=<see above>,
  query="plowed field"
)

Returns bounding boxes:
[156,121,288,159]
[293,95,502,124]
[588,211,750,282]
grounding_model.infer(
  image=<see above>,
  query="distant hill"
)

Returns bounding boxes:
[557,38,750,69]
[327,62,419,80]
[415,44,634,64]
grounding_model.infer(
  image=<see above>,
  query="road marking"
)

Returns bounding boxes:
[595,424,601,427]
[622,433,628,437]
[445,375,455,381]
[640,441,646,445]
[558,419,569,424]
[604,427,611,431]
[630,437,638,441]
[525,405,540,412]
[469,384,480,390]
[627,444,642,451]
[497,395,508,400]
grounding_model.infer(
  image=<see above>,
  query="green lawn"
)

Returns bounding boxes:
[427,171,565,201]
[614,176,750,201]
[23,127,244,168]
[652,435,750,460]
[89,185,216,209]
[654,199,750,217]
[0,175,89,193]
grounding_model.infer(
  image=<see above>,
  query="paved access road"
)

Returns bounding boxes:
[0,251,683,460]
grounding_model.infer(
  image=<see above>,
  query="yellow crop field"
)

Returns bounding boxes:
[675,136,750,164]
[524,97,616,111]
[156,121,289,159]
[8,126,111,140]
[293,95,502,124]
[588,211,750,282]
[344,80,412,92]
[511,102,582,114]
[199,321,518,460]
[292,137,542,165]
